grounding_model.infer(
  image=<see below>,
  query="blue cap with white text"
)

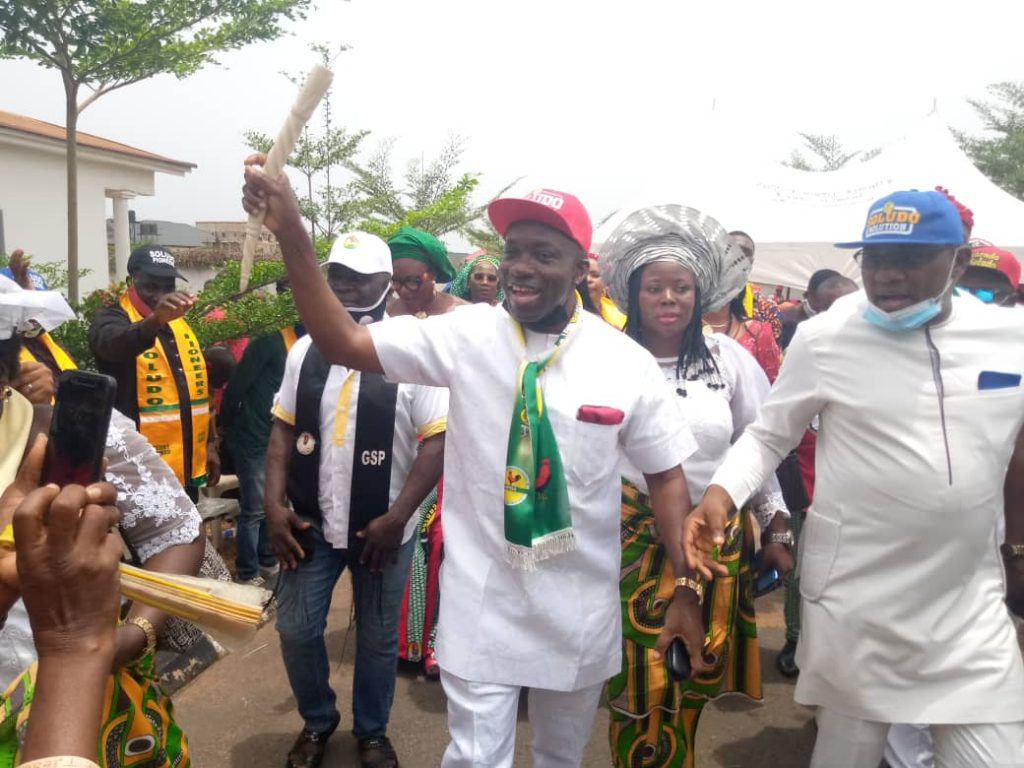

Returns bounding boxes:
[836,190,965,249]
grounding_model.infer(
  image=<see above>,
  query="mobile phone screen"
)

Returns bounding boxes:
[43,372,117,487]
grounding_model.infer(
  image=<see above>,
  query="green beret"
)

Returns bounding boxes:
[387,226,456,282]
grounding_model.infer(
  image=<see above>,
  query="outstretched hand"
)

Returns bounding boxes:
[242,153,305,237]
[683,485,733,580]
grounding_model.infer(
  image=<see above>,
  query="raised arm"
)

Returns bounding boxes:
[241,154,382,372]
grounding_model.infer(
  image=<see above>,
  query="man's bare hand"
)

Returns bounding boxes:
[267,502,310,571]
[242,154,305,237]
[151,292,195,326]
[8,249,32,290]
[684,486,733,580]
[357,512,406,573]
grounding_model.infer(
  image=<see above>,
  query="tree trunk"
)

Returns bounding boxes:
[64,79,80,304]
[307,171,315,244]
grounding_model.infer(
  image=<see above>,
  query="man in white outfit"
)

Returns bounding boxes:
[685,189,1024,768]
[241,157,705,768]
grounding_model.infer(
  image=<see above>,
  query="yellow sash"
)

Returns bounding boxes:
[18,332,77,373]
[119,293,209,486]
[279,325,299,352]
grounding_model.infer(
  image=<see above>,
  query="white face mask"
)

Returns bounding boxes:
[863,260,957,332]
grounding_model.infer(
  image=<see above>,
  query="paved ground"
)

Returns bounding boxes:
[175,575,816,767]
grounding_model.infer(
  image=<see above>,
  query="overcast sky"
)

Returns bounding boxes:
[2,0,1023,248]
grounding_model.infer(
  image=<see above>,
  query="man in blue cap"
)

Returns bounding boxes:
[685,190,1024,767]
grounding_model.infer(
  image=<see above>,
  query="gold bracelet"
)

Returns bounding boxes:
[125,615,156,665]
[674,576,704,604]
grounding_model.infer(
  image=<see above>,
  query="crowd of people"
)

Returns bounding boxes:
[0,164,1021,768]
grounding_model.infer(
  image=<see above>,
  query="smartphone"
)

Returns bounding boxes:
[666,638,691,681]
[752,549,783,598]
[42,371,117,487]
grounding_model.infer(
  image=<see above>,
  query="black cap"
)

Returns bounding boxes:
[127,245,187,281]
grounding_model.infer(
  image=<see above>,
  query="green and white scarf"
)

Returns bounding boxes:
[503,302,581,570]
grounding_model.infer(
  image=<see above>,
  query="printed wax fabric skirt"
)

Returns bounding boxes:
[0,659,189,767]
[398,484,442,664]
[608,481,761,768]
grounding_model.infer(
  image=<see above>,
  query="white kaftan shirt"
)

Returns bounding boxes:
[369,303,696,691]
[273,332,448,548]
[711,294,1024,723]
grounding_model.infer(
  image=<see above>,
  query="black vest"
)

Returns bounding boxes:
[287,342,399,553]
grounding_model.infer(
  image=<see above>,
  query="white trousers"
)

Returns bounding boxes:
[811,708,1024,768]
[885,724,935,768]
[439,669,604,768]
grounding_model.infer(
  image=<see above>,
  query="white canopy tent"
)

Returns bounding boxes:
[591,113,1024,292]
[463,112,1024,294]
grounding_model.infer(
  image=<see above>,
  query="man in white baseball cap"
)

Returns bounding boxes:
[266,231,448,768]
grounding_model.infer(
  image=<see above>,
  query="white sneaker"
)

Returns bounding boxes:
[235,574,266,588]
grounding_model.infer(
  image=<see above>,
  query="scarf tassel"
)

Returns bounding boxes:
[505,529,577,571]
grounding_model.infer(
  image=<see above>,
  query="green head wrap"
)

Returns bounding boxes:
[387,226,456,282]
[449,254,504,302]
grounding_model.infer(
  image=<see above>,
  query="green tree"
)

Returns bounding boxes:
[958,82,1024,201]
[0,0,311,304]
[352,137,486,239]
[244,43,368,242]
[785,133,878,171]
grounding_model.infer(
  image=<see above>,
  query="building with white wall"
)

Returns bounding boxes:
[0,110,194,294]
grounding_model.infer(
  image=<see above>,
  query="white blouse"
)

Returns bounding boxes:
[621,333,788,528]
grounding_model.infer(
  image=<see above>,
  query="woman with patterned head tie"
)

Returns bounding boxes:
[598,205,795,768]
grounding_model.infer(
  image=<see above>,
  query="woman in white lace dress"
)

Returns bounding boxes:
[598,206,795,768]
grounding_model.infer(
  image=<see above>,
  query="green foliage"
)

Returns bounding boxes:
[784,133,879,171]
[0,252,89,292]
[0,0,312,110]
[185,260,298,348]
[958,82,1024,201]
[0,0,311,303]
[352,137,484,238]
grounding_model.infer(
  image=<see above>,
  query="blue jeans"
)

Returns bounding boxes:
[276,524,414,738]
[233,444,276,580]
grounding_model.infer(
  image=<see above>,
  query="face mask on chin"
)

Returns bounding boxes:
[347,285,390,326]
[863,260,957,332]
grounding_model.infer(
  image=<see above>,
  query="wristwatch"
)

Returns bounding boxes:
[674,576,704,605]
[1000,543,1024,560]
[763,530,794,549]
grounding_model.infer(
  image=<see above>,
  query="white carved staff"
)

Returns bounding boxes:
[240,63,334,290]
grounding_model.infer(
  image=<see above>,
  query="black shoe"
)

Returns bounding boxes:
[285,711,341,768]
[358,735,400,768]
[776,638,799,678]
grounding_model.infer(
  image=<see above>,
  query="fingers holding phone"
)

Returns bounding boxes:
[14,482,122,658]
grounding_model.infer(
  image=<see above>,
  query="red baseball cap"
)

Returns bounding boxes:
[488,188,593,252]
[969,240,1021,288]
